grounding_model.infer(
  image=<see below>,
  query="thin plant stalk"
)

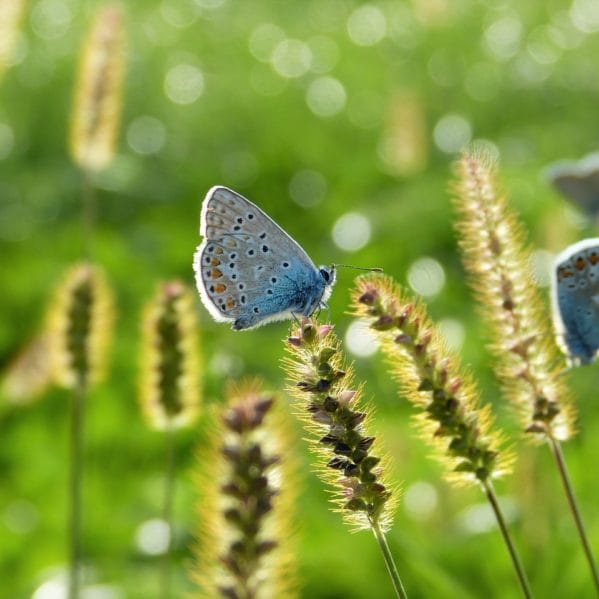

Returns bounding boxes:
[284,319,407,598]
[352,276,530,596]
[161,426,177,599]
[548,437,599,593]
[81,171,97,260]
[370,519,408,599]
[47,266,114,599]
[483,481,533,599]
[192,382,299,598]
[452,150,597,591]
[69,380,86,599]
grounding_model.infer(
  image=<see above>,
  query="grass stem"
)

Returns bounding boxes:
[483,481,532,599]
[160,427,176,599]
[548,436,599,594]
[370,519,409,599]
[81,170,96,260]
[68,380,85,599]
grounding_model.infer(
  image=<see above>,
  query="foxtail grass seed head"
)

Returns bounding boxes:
[47,263,114,390]
[0,0,26,82]
[380,90,428,177]
[353,275,512,487]
[139,281,201,431]
[452,149,575,442]
[194,381,297,599]
[1,332,53,404]
[70,4,125,172]
[284,318,395,532]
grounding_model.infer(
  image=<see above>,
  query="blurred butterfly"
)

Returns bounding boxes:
[545,153,599,217]
[193,186,336,330]
[1,332,53,404]
[552,238,599,364]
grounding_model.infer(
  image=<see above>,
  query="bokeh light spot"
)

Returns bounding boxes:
[530,249,553,288]
[164,64,204,104]
[513,53,552,85]
[407,257,446,297]
[160,1,198,28]
[458,497,517,534]
[345,319,379,358]
[527,31,561,65]
[127,116,166,155]
[135,518,170,555]
[470,138,500,162]
[249,23,286,63]
[307,35,339,74]
[271,39,311,78]
[547,13,584,49]
[347,5,387,46]
[570,0,599,33]
[433,114,472,154]
[209,351,244,377]
[306,76,346,117]
[3,33,28,68]
[484,15,522,60]
[3,500,38,534]
[289,169,327,207]
[332,212,371,252]
[437,318,465,351]
[32,576,67,599]
[404,481,438,520]
[31,0,72,40]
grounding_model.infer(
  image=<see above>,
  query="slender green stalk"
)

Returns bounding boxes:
[160,426,177,599]
[483,481,533,599]
[548,437,599,594]
[68,380,86,599]
[81,171,96,260]
[370,519,408,599]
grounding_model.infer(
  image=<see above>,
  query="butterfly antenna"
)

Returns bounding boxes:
[334,264,383,272]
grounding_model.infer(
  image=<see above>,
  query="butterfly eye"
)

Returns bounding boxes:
[320,268,330,282]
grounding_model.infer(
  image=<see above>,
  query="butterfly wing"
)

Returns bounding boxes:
[546,154,599,217]
[553,238,599,363]
[193,186,326,330]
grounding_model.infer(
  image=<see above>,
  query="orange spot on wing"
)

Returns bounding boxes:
[214,283,226,293]
[210,268,223,279]
[226,297,235,309]
[575,257,586,270]
[559,269,573,279]
[589,253,599,265]
[211,258,221,266]
[215,247,224,255]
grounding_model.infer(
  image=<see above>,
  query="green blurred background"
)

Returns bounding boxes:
[2,0,599,597]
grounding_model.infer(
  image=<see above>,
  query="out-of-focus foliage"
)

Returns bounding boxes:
[1,1,599,598]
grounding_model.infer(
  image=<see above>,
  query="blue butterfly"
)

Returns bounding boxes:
[193,186,336,330]
[553,238,599,364]
[545,153,599,218]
